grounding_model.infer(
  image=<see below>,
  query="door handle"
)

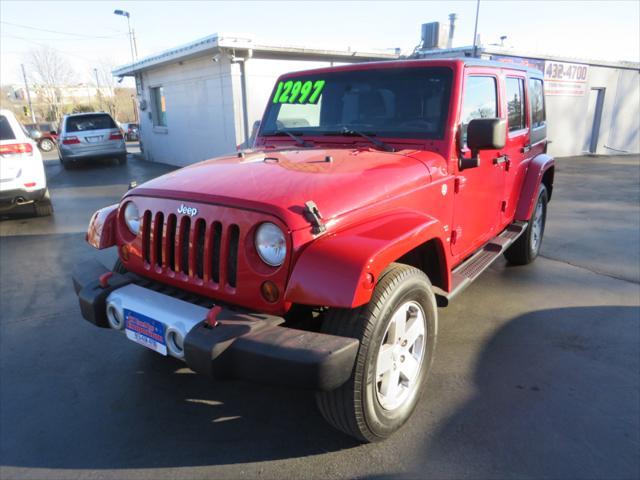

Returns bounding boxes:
[494,155,509,165]
[521,145,531,153]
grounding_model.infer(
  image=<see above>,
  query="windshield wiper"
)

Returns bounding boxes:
[327,127,395,152]
[269,129,313,147]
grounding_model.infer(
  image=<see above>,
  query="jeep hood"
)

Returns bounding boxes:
[130,148,434,231]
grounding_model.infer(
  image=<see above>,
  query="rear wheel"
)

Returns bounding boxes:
[39,138,55,152]
[118,154,127,165]
[34,189,53,217]
[315,263,437,442]
[505,184,548,265]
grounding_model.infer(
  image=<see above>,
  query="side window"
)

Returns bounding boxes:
[460,76,498,145]
[506,77,526,132]
[529,78,545,128]
[150,86,167,127]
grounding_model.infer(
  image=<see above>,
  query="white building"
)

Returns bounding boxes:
[113,34,399,166]
[416,45,640,157]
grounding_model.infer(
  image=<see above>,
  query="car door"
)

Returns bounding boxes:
[451,71,505,258]
[500,73,530,226]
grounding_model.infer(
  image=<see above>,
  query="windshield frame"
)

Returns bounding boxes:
[260,65,454,143]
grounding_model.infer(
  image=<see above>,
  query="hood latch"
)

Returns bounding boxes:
[304,201,326,235]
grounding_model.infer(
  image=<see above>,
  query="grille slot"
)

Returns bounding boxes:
[154,212,164,267]
[210,221,222,283]
[166,214,177,270]
[195,219,206,279]
[142,210,152,264]
[227,224,240,288]
[179,217,191,275]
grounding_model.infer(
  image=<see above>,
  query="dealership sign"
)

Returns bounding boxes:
[491,55,589,97]
[544,61,589,96]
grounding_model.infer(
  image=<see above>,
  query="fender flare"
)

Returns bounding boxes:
[284,210,448,309]
[86,204,118,249]
[515,153,554,221]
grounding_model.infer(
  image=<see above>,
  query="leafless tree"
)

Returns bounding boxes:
[27,46,74,122]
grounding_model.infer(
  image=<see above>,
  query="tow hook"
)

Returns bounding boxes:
[204,305,222,328]
[304,200,326,235]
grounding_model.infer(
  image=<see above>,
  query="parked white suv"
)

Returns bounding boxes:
[0,109,53,217]
[58,112,127,169]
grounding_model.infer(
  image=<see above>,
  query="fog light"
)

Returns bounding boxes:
[261,281,279,303]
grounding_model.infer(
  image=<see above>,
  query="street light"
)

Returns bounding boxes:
[114,9,138,65]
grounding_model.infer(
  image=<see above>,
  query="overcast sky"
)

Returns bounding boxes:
[1,0,639,86]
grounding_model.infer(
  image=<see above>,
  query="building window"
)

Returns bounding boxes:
[150,86,167,127]
[460,76,498,145]
[529,78,545,129]
[506,77,526,132]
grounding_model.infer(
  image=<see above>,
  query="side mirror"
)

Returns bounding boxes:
[460,118,507,171]
[467,118,506,150]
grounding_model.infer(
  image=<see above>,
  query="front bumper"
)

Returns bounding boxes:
[72,260,358,391]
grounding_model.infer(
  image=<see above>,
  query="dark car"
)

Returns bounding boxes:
[25,122,58,152]
[121,122,139,141]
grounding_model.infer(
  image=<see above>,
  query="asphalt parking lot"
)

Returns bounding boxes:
[1,150,638,480]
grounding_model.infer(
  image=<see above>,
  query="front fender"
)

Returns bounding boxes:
[86,204,118,249]
[515,153,554,221]
[285,211,447,308]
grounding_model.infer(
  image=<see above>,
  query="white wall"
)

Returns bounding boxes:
[541,65,639,157]
[137,56,238,166]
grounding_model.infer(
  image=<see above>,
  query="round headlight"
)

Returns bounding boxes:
[123,201,140,235]
[255,222,286,267]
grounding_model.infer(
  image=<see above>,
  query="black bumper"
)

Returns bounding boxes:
[72,259,358,391]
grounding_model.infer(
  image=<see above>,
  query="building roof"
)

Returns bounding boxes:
[113,34,400,76]
[416,45,640,71]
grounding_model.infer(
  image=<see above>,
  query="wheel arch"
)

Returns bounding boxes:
[284,211,450,309]
[515,153,555,221]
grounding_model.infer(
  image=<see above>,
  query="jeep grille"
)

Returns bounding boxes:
[141,210,240,288]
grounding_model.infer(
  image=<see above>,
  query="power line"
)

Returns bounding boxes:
[0,20,127,39]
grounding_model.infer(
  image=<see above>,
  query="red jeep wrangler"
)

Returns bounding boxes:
[73,59,553,442]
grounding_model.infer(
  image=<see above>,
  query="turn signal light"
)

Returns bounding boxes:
[261,281,280,303]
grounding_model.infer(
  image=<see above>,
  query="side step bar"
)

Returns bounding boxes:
[434,221,528,305]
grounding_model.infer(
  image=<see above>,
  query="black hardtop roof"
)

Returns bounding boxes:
[282,57,544,79]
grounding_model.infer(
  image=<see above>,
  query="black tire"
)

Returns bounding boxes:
[504,183,548,265]
[34,189,53,217]
[118,154,127,165]
[60,157,71,170]
[113,258,128,274]
[38,138,55,152]
[316,263,438,442]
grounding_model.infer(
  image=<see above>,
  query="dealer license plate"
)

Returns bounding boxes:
[124,309,167,355]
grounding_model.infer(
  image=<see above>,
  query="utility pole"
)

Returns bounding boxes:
[472,0,481,58]
[20,64,36,123]
[94,68,102,111]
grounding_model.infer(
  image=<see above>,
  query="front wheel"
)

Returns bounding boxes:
[315,263,438,442]
[504,183,548,265]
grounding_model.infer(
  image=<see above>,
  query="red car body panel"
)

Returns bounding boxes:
[92,59,551,315]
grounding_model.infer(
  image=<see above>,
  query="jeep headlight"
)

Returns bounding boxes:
[123,201,140,235]
[255,222,286,267]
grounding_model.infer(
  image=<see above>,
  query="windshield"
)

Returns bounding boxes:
[261,67,452,140]
[65,114,116,132]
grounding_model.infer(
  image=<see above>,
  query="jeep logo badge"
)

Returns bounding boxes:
[177,204,198,217]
